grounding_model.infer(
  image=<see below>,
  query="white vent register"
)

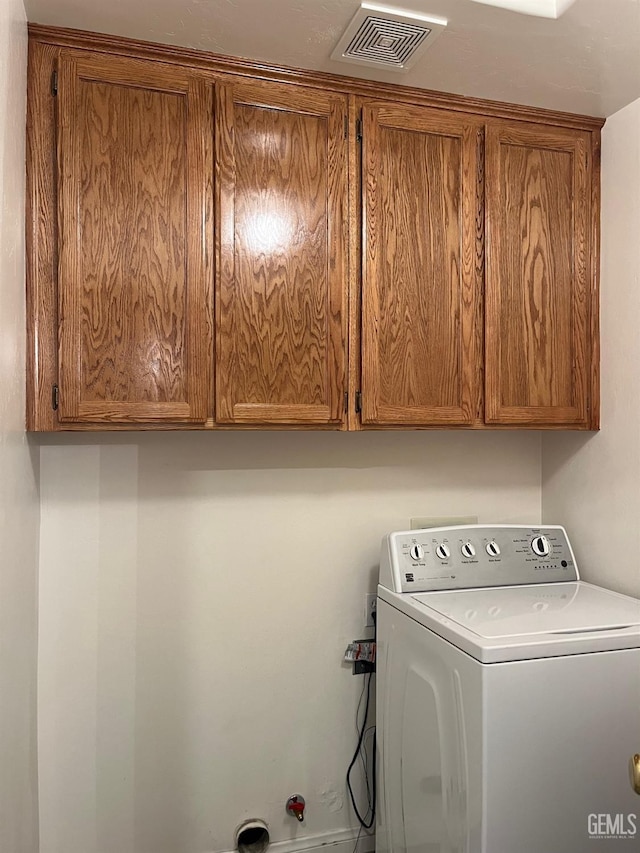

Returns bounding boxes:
[331,3,447,71]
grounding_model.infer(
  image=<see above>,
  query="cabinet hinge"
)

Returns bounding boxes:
[52,384,59,411]
[344,115,348,139]
[344,391,349,413]
[51,70,58,97]
[355,390,362,414]
[356,118,362,143]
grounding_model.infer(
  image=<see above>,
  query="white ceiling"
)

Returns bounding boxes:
[24,0,640,117]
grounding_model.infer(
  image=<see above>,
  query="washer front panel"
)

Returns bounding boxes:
[383,525,577,593]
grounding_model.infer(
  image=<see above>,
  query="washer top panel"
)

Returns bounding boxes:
[411,582,640,639]
[379,525,578,593]
[377,581,640,662]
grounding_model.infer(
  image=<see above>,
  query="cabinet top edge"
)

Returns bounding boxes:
[28,23,605,132]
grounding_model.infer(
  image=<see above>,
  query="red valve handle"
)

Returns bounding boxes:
[289,800,304,814]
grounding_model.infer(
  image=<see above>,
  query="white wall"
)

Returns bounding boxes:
[0,0,40,851]
[542,98,640,598]
[39,430,541,853]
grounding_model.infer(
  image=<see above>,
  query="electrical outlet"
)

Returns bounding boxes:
[365,593,377,628]
[410,516,478,530]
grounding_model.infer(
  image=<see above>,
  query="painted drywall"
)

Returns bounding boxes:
[21,0,640,116]
[0,0,40,850]
[38,430,541,853]
[542,97,640,598]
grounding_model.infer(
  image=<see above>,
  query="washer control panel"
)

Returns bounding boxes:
[379,525,578,593]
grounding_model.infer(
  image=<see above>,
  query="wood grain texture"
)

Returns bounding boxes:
[57,52,213,423]
[26,40,59,431]
[25,32,601,433]
[485,121,591,425]
[473,125,486,423]
[347,94,362,431]
[361,102,484,425]
[589,129,601,430]
[28,24,605,132]
[216,78,347,424]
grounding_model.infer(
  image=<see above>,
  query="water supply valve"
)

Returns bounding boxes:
[286,794,305,822]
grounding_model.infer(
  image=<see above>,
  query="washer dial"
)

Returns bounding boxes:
[531,535,550,557]
[461,542,476,558]
[409,544,424,561]
[486,541,501,557]
[435,543,451,560]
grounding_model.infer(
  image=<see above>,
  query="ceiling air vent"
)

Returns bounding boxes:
[331,3,447,72]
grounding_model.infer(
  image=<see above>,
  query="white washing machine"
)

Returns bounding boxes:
[376,525,640,853]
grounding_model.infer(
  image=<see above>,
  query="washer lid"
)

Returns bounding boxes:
[412,582,640,639]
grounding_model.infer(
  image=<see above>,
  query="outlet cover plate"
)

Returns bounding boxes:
[365,593,377,628]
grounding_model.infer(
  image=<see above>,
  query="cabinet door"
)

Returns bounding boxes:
[485,122,591,426]
[57,53,212,424]
[216,79,348,425]
[361,103,483,426]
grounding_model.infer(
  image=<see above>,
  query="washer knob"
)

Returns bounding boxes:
[409,544,424,561]
[435,543,451,560]
[486,541,501,557]
[531,535,550,557]
[461,542,476,558]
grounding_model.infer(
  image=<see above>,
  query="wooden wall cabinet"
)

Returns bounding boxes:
[360,102,483,426]
[56,53,213,424]
[484,121,594,427]
[216,79,348,426]
[357,101,599,429]
[26,26,602,432]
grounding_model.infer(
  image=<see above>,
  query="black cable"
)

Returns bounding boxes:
[362,725,375,811]
[351,823,363,853]
[346,669,376,829]
[360,725,374,809]
[355,677,374,810]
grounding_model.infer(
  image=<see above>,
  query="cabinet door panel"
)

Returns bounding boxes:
[361,103,483,425]
[485,122,590,425]
[57,53,212,423]
[216,80,347,425]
